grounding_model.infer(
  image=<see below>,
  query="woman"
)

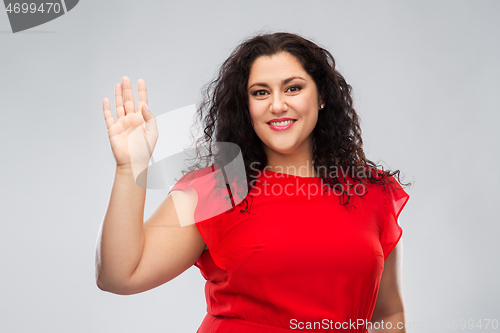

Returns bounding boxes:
[96,32,411,333]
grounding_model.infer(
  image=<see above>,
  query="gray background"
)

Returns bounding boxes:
[1,0,499,332]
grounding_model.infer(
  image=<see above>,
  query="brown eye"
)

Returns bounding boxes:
[287,85,302,93]
[252,90,267,96]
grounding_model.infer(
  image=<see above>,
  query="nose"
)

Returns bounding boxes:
[270,93,288,114]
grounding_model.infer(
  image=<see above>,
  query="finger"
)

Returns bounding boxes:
[137,79,148,114]
[122,76,135,114]
[115,83,125,119]
[102,98,115,129]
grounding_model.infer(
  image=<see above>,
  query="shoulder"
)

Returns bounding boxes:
[176,165,216,183]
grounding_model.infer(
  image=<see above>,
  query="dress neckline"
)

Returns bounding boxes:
[257,169,321,180]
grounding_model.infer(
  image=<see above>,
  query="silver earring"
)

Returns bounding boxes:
[320,103,325,110]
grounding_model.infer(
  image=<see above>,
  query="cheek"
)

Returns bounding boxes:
[248,101,264,123]
[300,94,318,112]
[297,97,319,127]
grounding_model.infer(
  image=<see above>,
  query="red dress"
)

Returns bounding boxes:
[168,167,410,332]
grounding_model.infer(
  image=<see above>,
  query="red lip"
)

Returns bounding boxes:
[267,117,297,124]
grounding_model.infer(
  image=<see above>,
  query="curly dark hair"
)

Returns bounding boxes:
[180,31,411,212]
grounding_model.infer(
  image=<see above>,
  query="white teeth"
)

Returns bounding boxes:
[269,120,295,126]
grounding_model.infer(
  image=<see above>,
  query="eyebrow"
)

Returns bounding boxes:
[248,76,306,90]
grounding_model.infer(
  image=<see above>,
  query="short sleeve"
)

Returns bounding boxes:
[167,166,228,271]
[380,175,410,260]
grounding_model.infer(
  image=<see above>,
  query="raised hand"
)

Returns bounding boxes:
[102,76,158,173]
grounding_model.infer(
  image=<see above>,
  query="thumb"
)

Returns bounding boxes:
[141,103,157,134]
[141,103,155,122]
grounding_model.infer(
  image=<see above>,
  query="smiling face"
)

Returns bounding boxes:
[247,52,323,167]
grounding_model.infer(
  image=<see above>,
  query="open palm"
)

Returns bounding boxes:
[102,76,158,170]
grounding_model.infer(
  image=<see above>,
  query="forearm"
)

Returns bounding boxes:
[95,165,146,291]
[368,312,406,333]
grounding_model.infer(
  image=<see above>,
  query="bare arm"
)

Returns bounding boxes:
[123,187,206,295]
[95,76,206,295]
[369,240,406,333]
[95,164,147,292]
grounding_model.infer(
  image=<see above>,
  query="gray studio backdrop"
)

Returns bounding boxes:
[1,1,499,332]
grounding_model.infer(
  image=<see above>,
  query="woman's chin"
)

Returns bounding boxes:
[265,144,298,156]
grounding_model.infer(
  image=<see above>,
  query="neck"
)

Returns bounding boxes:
[263,138,317,177]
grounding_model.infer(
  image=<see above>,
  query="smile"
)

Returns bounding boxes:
[268,119,297,131]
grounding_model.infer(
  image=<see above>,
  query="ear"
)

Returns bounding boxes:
[319,97,325,110]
